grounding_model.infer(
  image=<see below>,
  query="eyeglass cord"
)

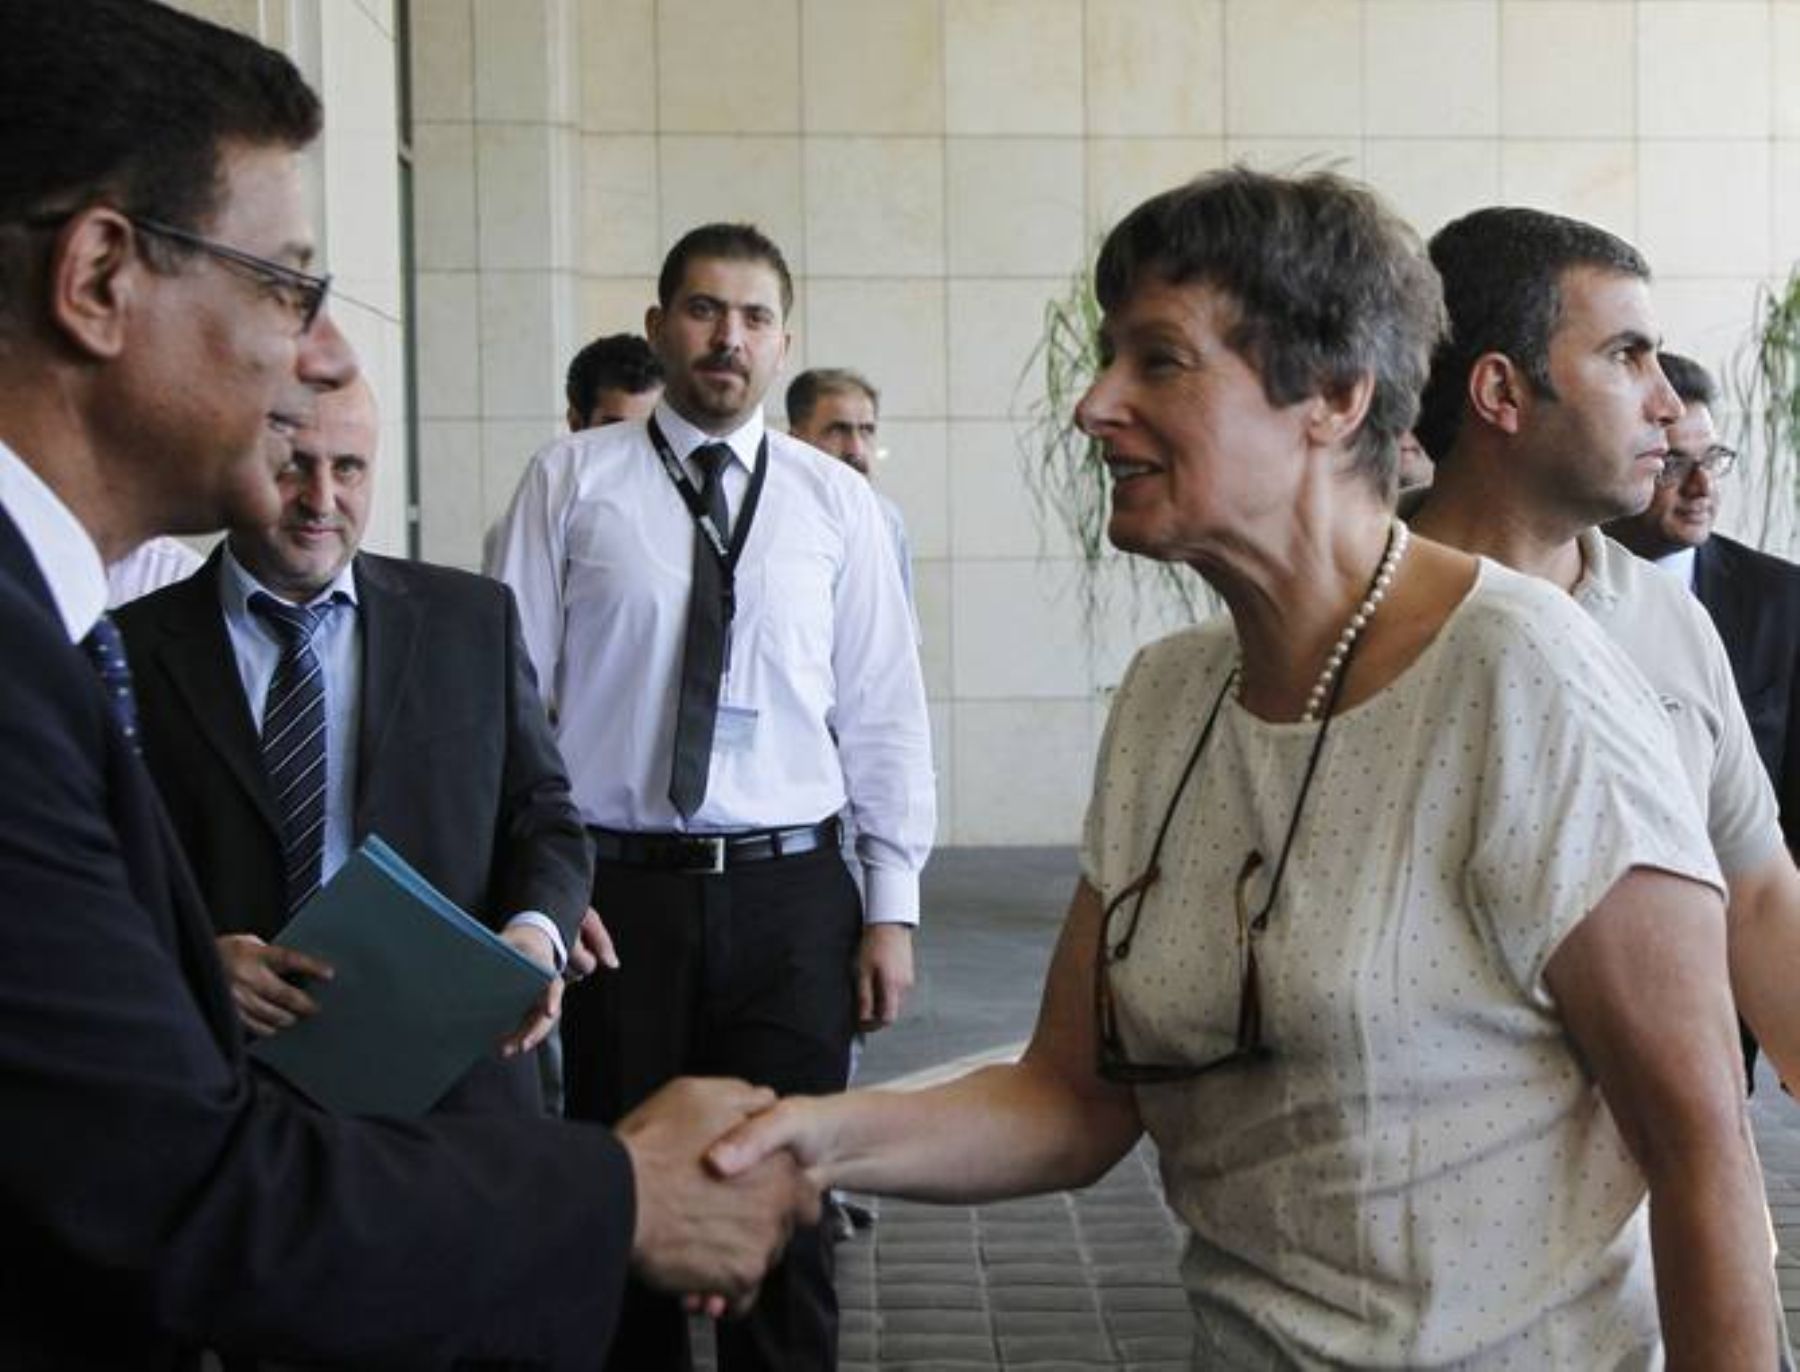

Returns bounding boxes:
[1107,521,1398,961]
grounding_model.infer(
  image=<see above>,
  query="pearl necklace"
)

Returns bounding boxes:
[1298,518,1409,722]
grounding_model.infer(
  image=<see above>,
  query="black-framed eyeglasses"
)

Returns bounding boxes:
[1096,846,1274,1083]
[22,208,331,334]
[128,215,331,334]
[1656,444,1737,488]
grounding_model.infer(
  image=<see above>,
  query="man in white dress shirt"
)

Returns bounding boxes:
[786,366,916,623]
[492,222,935,1372]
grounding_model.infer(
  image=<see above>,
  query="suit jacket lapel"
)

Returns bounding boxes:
[0,505,58,619]
[1695,538,1741,634]
[1694,538,1722,606]
[149,552,282,835]
[0,510,243,1051]
[1694,537,1759,690]
[353,554,421,832]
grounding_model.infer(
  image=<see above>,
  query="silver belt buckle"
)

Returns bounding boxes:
[684,835,727,874]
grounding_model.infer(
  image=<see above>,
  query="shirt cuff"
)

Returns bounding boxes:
[505,910,568,974]
[862,866,920,926]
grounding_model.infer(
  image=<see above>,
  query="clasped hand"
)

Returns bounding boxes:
[618,1078,822,1316]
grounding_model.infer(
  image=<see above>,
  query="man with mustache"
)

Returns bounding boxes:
[493,222,935,1372]
[1410,209,1800,1091]
[117,375,590,1120]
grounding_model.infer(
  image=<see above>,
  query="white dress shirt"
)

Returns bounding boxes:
[1649,544,1698,593]
[0,438,107,642]
[107,536,205,609]
[491,400,935,924]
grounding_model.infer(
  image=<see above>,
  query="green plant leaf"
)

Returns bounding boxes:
[1728,263,1800,547]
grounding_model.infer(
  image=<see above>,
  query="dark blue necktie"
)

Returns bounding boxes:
[251,592,337,914]
[81,613,141,755]
[669,443,731,818]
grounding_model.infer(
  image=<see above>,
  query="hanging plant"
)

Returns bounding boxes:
[1014,261,1211,637]
[1729,263,1800,550]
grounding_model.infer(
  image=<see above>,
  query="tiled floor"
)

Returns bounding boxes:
[833,1144,1193,1371]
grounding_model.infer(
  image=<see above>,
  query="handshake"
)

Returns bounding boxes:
[616,1076,824,1315]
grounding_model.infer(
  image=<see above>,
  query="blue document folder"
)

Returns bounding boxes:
[248,835,552,1117]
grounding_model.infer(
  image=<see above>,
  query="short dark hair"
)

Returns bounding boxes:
[1417,207,1649,462]
[786,368,879,427]
[657,222,793,318]
[565,333,663,417]
[1094,168,1444,494]
[0,0,320,335]
[1657,351,1717,411]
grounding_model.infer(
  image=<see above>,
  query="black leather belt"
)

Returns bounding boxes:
[589,817,840,874]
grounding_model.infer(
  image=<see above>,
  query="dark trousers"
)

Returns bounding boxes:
[562,845,861,1372]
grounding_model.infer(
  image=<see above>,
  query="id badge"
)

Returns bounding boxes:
[714,704,759,754]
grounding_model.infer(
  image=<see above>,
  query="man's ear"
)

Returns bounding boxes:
[643,304,661,341]
[46,208,138,361]
[1468,353,1527,436]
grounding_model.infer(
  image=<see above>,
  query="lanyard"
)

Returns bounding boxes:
[647,417,770,631]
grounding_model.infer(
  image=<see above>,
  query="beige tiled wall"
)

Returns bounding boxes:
[172,0,410,557]
[402,0,1797,845]
[411,0,585,565]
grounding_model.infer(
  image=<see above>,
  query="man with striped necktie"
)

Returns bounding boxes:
[117,376,591,1116]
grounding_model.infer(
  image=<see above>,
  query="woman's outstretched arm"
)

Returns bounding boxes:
[710,878,1144,1202]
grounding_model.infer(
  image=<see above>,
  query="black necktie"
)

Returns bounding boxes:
[251,592,336,914]
[82,613,141,755]
[669,443,732,819]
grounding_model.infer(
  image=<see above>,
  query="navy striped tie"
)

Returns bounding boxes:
[251,593,336,914]
[82,613,141,755]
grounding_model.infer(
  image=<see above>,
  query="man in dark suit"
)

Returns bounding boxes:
[1697,530,1800,850]
[0,1,812,1366]
[118,377,586,1115]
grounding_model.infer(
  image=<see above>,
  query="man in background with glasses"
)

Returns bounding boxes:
[1411,211,1800,1098]
[1605,352,1743,578]
[1607,350,1800,1086]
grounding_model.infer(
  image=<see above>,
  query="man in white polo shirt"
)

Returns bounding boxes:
[1409,206,1800,1090]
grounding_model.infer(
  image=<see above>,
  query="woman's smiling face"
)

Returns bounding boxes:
[1076,276,1314,565]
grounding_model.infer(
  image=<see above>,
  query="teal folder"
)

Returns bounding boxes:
[248,835,553,1117]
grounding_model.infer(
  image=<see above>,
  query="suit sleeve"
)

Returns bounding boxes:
[0,584,632,1367]
[1782,578,1800,855]
[490,581,591,945]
